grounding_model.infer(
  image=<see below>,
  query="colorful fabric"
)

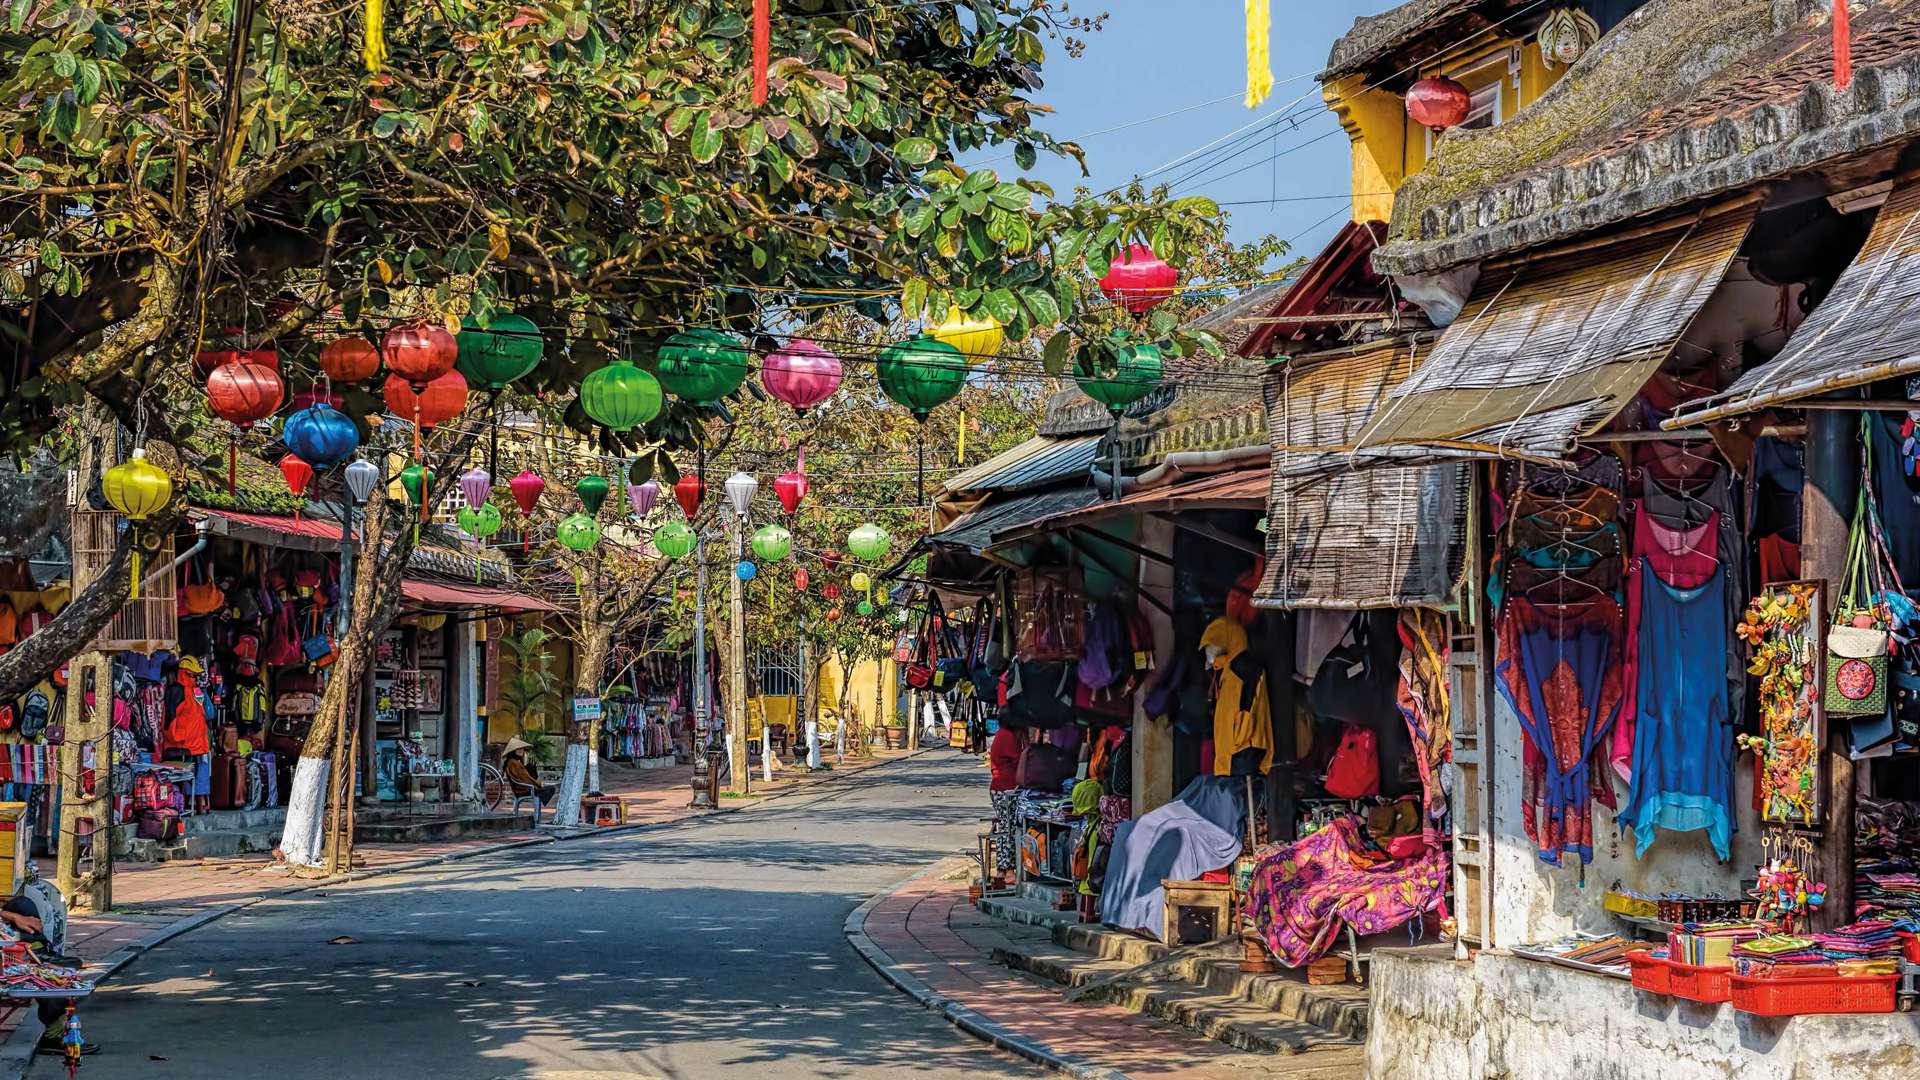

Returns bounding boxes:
[1395,610,1451,832]
[1494,596,1625,865]
[1244,816,1448,967]
[1097,795,1131,844]
[1201,618,1272,776]
[1621,566,1733,860]
[990,789,1020,872]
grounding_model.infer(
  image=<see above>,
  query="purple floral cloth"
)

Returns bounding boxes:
[1244,816,1450,967]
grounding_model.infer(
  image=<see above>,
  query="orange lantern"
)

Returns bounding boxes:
[318,336,382,383]
[383,324,458,386]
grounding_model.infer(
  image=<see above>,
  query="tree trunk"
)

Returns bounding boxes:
[553,620,612,826]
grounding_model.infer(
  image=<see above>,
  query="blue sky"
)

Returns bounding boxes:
[982,3,1390,270]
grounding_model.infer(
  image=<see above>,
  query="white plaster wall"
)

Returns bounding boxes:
[1368,948,1920,1080]
[1490,694,1764,946]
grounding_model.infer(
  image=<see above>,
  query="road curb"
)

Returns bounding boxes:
[5,748,942,1078]
[843,859,1133,1080]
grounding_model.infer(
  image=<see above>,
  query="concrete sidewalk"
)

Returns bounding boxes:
[846,862,1365,1080]
[3,745,928,1077]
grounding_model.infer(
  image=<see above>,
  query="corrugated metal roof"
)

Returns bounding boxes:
[930,487,1103,553]
[1358,204,1756,456]
[995,467,1270,542]
[943,435,1099,494]
[1673,180,1920,424]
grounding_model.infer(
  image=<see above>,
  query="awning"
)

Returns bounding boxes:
[929,487,1103,554]
[943,434,1100,494]
[401,579,560,614]
[191,507,351,553]
[994,466,1269,543]
[1268,337,1438,478]
[1671,180,1920,424]
[1356,205,1756,456]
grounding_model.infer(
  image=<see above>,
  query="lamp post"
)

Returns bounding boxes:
[722,470,756,795]
[690,523,718,810]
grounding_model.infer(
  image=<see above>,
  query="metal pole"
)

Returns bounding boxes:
[801,623,820,770]
[728,514,749,794]
[689,526,716,809]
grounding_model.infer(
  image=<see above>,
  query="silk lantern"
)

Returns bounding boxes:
[824,607,842,623]
[455,313,543,389]
[282,403,360,469]
[557,512,601,552]
[1075,338,1165,414]
[195,344,275,380]
[674,473,705,519]
[288,384,344,412]
[761,339,842,412]
[794,567,809,591]
[344,458,381,505]
[856,600,874,617]
[101,449,173,599]
[459,466,492,510]
[653,520,696,559]
[822,582,842,601]
[751,524,792,562]
[580,359,664,431]
[931,307,1007,363]
[1098,243,1179,314]
[847,523,890,562]
[318,336,381,383]
[655,328,750,405]
[383,370,468,428]
[278,453,314,500]
[510,470,544,516]
[207,357,284,493]
[877,334,967,418]
[457,502,502,539]
[383,324,458,386]
[850,570,872,594]
[735,561,758,582]
[399,464,433,531]
[774,469,807,516]
[1406,77,1471,131]
[576,474,610,516]
[724,471,757,517]
[629,479,660,518]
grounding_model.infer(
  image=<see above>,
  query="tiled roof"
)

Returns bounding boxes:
[1376,0,1920,275]
[1325,0,1487,78]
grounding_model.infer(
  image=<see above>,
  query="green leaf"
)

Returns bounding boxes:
[666,106,696,137]
[902,202,937,238]
[981,287,1019,326]
[1013,142,1037,170]
[901,278,928,321]
[629,454,656,485]
[689,112,723,164]
[37,240,60,271]
[7,0,28,33]
[372,113,401,138]
[894,137,938,166]
[1148,308,1178,336]
[738,119,768,157]
[707,12,746,37]
[1017,286,1060,327]
[1169,195,1221,218]
[965,221,993,262]
[51,50,75,78]
[1041,331,1072,376]
[1053,227,1089,266]
[75,60,101,105]
[961,168,997,193]
[988,183,1030,211]
[783,123,819,159]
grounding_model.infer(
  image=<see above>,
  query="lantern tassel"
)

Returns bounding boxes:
[1244,0,1273,108]
[228,438,237,496]
[752,0,770,105]
[129,547,141,601]
[1834,0,1852,90]
[364,0,387,73]
[957,409,966,463]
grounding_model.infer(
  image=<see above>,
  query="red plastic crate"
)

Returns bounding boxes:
[1664,959,1733,1003]
[1900,933,1920,965]
[1730,973,1899,1017]
[1628,951,1673,995]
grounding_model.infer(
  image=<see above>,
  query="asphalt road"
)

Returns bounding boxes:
[49,751,1042,1079]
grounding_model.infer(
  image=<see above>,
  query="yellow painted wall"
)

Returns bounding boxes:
[817,654,901,730]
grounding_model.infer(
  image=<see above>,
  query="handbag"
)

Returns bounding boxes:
[178,559,225,617]
[1826,480,1892,717]
[263,603,302,667]
[1324,723,1380,798]
[302,605,336,665]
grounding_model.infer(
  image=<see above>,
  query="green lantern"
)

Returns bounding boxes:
[456,502,503,538]
[653,520,696,559]
[580,360,663,432]
[876,334,968,418]
[400,464,432,509]
[750,524,792,563]
[456,313,544,389]
[654,328,749,405]
[1075,336,1164,413]
[847,523,890,562]
[576,474,610,515]
[857,600,874,617]
[557,512,602,553]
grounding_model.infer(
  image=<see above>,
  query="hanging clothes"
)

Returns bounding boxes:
[1395,610,1452,837]
[1621,566,1733,860]
[1494,597,1626,866]
[1201,618,1273,777]
[1631,508,1719,588]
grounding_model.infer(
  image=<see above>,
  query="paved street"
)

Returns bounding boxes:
[46,752,1043,1079]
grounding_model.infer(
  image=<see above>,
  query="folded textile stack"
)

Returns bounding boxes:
[1856,865,1920,921]
[1669,923,1762,967]
[1732,934,1829,976]
[1813,921,1903,961]
[1855,798,1920,921]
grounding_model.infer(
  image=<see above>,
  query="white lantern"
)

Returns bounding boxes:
[344,458,382,505]
[724,470,757,517]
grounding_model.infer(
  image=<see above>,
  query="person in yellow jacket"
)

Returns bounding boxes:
[1201,617,1274,776]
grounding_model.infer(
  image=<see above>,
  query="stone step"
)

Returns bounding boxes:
[353,811,533,844]
[194,807,288,831]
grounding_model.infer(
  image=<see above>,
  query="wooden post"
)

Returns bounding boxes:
[1801,408,1857,928]
[56,653,112,912]
[1261,610,1298,845]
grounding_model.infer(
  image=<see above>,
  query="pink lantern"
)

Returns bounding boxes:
[794,567,810,591]
[1406,77,1472,132]
[629,478,661,518]
[1098,243,1179,314]
[510,470,544,517]
[774,470,807,516]
[761,339,843,412]
[459,466,492,509]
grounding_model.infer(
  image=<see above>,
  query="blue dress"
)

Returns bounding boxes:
[1622,566,1733,860]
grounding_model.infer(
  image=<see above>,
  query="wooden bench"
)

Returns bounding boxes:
[1162,878,1236,945]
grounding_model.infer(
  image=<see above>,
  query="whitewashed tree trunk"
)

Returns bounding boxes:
[552,742,589,826]
[279,757,330,866]
[806,717,821,770]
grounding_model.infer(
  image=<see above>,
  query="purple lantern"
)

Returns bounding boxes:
[761,339,842,412]
[629,478,661,518]
[459,466,492,509]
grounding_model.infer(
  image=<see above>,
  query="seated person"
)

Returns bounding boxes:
[501,737,554,804]
[2,889,97,1058]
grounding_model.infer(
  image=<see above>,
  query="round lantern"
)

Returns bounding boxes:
[724,471,757,517]
[821,550,844,571]
[674,473,705,518]
[510,470,545,517]
[751,524,792,563]
[580,359,664,432]
[288,384,344,412]
[773,469,807,515]
[455,313,543,389]
[825,607,842,623]
[654,328,750,405]
[1075,338,1165,414]
[1098,243,1179,315]
[459,466,492,509]
[383,323,459,387]
[400,463,433,511]
[278,454,315,500]
[206,359,284,428]
[736,561,758,582]
[850,570,873,594]
[761,339,843,412]
[877,334,968,418]
[282,403,360,468]
[857,600,874,617]
[653,520,696,559]
[848,523,890,562]
[1406,77,1471,131]
[557,512,602,553]
[457,502,502,538]
[344,458,381,504]
[318,336,382,383]
[101,448,173,598]
[195,345,276,380]
[794,567,810,591]
[931,307,1007,364]
[629,479,661,518]
[576,474,610,516]
[383,370,468,428]
[822,582,843,601]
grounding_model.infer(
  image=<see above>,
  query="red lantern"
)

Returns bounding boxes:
[319,336,382,383]
[1406,77,1471,131]
[674,473,705,519]
[1098,243,1179,314]
[822,582,842,601]
[383,370,468,428]
[774,470,807,515]
[383,324,458,386]
[195,345,277,380]
[289,383,344,412]
[794,567,809,591]
[279,453,314,499]
[206,360,284,427]
[824,607,842,623]
[821,549,843,572]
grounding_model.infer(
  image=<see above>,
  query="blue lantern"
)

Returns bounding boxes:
[735,561,757,581]
[282,404,360,469]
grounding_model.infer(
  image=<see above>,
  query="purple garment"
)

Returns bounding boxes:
[1245,816,1449,967]
[1046,724,1082,751]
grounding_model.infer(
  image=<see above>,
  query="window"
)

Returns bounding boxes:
[1460,81,1501,130]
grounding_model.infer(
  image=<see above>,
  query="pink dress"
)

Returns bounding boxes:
[1615,508,1721,781]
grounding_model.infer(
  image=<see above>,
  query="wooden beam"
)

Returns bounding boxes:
[1157,514,1265,559]
[1062,532,1173,617]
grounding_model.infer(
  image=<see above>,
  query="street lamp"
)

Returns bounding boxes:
[337,457,381,637]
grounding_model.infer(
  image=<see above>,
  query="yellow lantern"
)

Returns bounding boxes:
[850,570,872,595]
[101,449,173,598]
[930,307,1005,364]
